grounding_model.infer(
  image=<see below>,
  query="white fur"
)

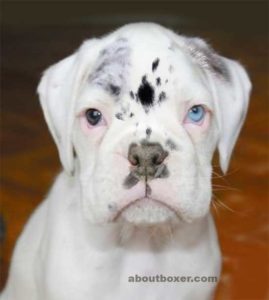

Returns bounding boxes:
[1,23,251,300]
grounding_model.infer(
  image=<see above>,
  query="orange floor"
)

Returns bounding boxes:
[1,12,268,300]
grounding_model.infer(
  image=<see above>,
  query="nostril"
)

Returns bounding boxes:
[128,143,140,166]
[152,149,168,165]
[152,154,161,165]
[131,154,140,166]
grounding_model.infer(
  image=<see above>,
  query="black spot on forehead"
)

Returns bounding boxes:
[152,58,160,72]
[158,91,166,103]
[129,112,134,118]
[129,91,135,99]
[156,77,161,86]
[137,76,155,107]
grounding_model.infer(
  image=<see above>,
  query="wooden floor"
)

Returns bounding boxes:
[1,9,268,300]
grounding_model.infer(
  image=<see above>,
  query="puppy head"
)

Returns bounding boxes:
[38,23,251,225]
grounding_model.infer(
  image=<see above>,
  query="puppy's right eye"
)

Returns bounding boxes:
[85,109,102,126]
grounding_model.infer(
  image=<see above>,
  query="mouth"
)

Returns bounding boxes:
[112,197,179,224]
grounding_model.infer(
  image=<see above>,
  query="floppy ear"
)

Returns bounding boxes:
[37,39,100,175]
[37,54,77,175]
[211,58,252,173]
[180,37,251,173]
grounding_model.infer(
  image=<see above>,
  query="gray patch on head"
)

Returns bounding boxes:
[89,38,130,96]
[108,84,121,96]
[184,37,229,80]
[165,138,178,151]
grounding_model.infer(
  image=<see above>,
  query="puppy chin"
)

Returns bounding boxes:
[119,198,177,225]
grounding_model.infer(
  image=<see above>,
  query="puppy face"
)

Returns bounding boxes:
[38,23,251,225]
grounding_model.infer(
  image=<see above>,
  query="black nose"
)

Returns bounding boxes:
[128,142,168,178]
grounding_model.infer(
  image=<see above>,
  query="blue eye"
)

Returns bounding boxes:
[187,105,205,123]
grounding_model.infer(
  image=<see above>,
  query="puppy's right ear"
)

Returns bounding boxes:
[37,39,101,175]
[37,54,77,175]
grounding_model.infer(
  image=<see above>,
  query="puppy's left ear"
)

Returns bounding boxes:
[178,36,251,173]
[212,57,252,173]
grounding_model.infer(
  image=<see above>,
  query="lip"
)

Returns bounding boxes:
[112,196,181,222]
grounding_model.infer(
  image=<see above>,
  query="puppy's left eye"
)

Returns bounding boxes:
[85,109,103,126]
[186,105,206,123]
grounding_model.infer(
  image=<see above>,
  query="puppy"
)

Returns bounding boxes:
[1,23,251,300]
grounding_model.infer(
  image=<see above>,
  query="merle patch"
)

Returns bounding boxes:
[89,38,130,97]
[108,84,121,96]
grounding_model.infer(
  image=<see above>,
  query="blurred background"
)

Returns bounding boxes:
[1,1,268,299]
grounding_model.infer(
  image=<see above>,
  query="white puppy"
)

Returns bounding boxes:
[1,23,251,300]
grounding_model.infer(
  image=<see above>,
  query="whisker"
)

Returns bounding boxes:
[211,200,220,217]
[212,185,240,192]
[212,194,237,213]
